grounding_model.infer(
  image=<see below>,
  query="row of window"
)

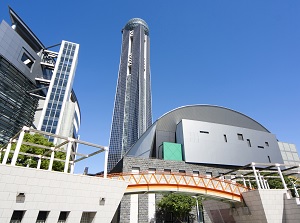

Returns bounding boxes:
[9,210,95,223]
[199,131,270,149]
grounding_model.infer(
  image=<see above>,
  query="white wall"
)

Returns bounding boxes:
[0,164,128,223]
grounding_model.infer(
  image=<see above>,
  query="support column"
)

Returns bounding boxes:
[2,139,13,164]
[257,172,265,189]
[276,164,288,190]
[37,155,42,169]
[248,180,252,189]
[104,147,109,178]
[70,161,75,174]
[11,127,28,166]
[252,162,261,189]
[48,148,55,171]
[64,138,74,173]
[241,175,247,187]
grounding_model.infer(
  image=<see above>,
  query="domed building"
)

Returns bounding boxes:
[110,104,300,223]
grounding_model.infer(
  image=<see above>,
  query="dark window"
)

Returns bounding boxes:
[148,168,156,173]
[224,134,227,142]
[206,171,212,178]
[21,53,34,69]
[10,210,25,222]
[36,211,49,222]
[247,139,251,147]
[265,142,269,147]
[268,156,271,163]
[237,133,244,141]
[258,146,264,149]
[179,170,186,174]
[193,170,199,176]
[58,211,69,222]
[200,131,209,134]
[164,169,171,174]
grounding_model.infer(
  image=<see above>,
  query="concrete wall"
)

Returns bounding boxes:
[203,189,300,223]
[0,164,128,223]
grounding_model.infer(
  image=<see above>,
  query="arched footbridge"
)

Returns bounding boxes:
[106,172,249,202]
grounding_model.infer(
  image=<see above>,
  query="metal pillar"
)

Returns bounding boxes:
[252,163,261,189]
[257,172,265,189]
[37,155,42,169]
[2,139,12,164]
[11,127,28,166]
[276,164,288,190]
[248,180,252,189]
[104,147,109,178]
[192,196,200,223]
[70,161,75,174]
[242,175,247,187]
[64,138,74,173]
[48,148,55,171]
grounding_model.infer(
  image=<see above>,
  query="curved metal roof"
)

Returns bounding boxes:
[155,104,270,133]
[123,18,149,35]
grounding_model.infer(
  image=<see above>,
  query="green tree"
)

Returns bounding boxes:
[0,133,66,172]
[156,193,197,223]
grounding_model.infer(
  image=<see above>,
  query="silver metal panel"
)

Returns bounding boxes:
[126,123,156,157]
[0,20,43,83]
[156,105,269,133]
[176,119,284,166]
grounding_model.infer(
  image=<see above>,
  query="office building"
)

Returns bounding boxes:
[108,18,152,171]
[0,7,80,145]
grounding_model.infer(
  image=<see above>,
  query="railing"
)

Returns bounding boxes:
[105,172,249,202]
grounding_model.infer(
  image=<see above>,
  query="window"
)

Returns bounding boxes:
[36,211,49,223]
[237,133,244,141]
[200,131,209,134]
[205,171,212,178]
[148,168,156,173]
[224,134,227,142]
[179,170,186,174]
[265,142,269,147]
[164,169,171,174]
[21,52,34,69]
[80,212,96,223]
[10,210,25,223]
[58,211,69,223]
[247,139,251,147]
[268,156,271,163]
[131,167,140,174]
[193,170,199,176]
[258,146,264,149]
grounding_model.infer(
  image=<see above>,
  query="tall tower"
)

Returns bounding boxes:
[108,18,152,171]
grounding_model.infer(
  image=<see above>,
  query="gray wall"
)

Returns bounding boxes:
[177,119,284,166]
[0,20,42,83]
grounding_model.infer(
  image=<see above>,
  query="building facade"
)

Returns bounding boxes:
[111,105,300,223]
[0,7,80,145]
[108,18,152,171]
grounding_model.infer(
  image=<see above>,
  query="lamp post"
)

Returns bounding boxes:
[192,196,200,223]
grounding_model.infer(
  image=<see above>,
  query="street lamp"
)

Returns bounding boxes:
[192,196,200,223]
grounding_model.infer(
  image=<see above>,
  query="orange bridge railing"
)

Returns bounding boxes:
[105,172,249,202]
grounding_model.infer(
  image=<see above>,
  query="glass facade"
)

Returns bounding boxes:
[108,19,152,171]
[40,42,78,142]
[0,55,39,144]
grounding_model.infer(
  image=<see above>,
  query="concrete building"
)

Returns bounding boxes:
[110,105,300,223]
[0,7,80,145]
[108,18,152,171]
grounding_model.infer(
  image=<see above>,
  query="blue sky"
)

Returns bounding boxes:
[1,1,299,174]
